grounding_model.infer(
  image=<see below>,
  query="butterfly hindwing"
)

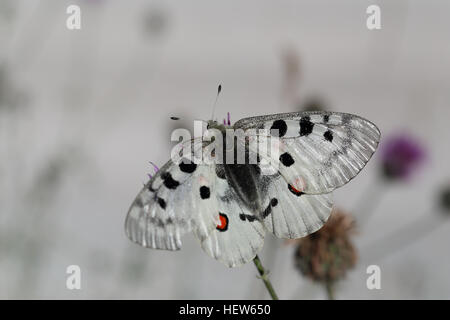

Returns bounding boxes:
[260,174,333,239]
[235,111,380,194]
[199,175,266,267]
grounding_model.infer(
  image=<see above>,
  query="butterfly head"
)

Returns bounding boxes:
[207,111,231,131]
[206,120,227,131]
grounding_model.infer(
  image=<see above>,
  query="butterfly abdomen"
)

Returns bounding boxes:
[223,163,265,214]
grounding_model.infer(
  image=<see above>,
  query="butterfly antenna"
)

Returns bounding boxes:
[210,84,222,120]
[149,161,159,173]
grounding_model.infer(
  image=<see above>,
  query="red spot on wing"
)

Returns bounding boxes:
[288,184,304,196]
[216,213,229,231]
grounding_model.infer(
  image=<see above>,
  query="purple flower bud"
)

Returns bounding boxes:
[223,112,231,126]
[380,133,426,181]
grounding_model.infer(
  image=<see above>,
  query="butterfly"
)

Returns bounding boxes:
[125,111,380,267]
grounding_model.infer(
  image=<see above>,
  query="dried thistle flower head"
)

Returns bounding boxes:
[294,209,357,284]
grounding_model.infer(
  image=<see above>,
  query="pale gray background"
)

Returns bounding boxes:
[1,0,449,299]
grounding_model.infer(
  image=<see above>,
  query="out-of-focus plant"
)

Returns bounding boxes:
[280,48,302,107]
[357,133,426,225]
[293,209,357,299]
[380,134,426,182]
[0,0,15,22]
[300,97,327,112]
[279,46,329,115]
[439,185,450,213]
[7,147,84,298]
[0,64,27,112]
[141,6,169,39]
[364,183,450,261]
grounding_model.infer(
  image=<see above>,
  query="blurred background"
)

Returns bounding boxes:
[1,0,449,299]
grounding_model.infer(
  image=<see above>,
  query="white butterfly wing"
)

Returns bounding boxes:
[198,172,332,266]
[125,157,220,251]
[199,174,266,267]
[235,111,380,194]
[261,175,333,239]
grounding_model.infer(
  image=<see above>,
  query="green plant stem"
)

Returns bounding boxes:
[325,281,335,300]
[253,254,279,300]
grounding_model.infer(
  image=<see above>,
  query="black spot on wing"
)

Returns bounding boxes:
[324,129,333,142]
[239,213,257,222]
[157,197,166,209]
[179,160,197,173]
[161,172,180,190]
[149,216,176,227]
[280,152,295,167]
[200,186,211,199]
[262,203,272,218]
[323,114,330,123]
[270,198,278,207]
[299,116,314,136]
[270,119,287,137]
[262,198,279,218]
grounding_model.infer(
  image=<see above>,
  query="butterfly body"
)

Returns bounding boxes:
[126,111,380,267]
[208,119,267,214]
[223,164,265,214]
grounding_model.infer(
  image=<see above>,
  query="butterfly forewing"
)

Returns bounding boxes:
[234,111,380,194]
[125,156,220,250]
